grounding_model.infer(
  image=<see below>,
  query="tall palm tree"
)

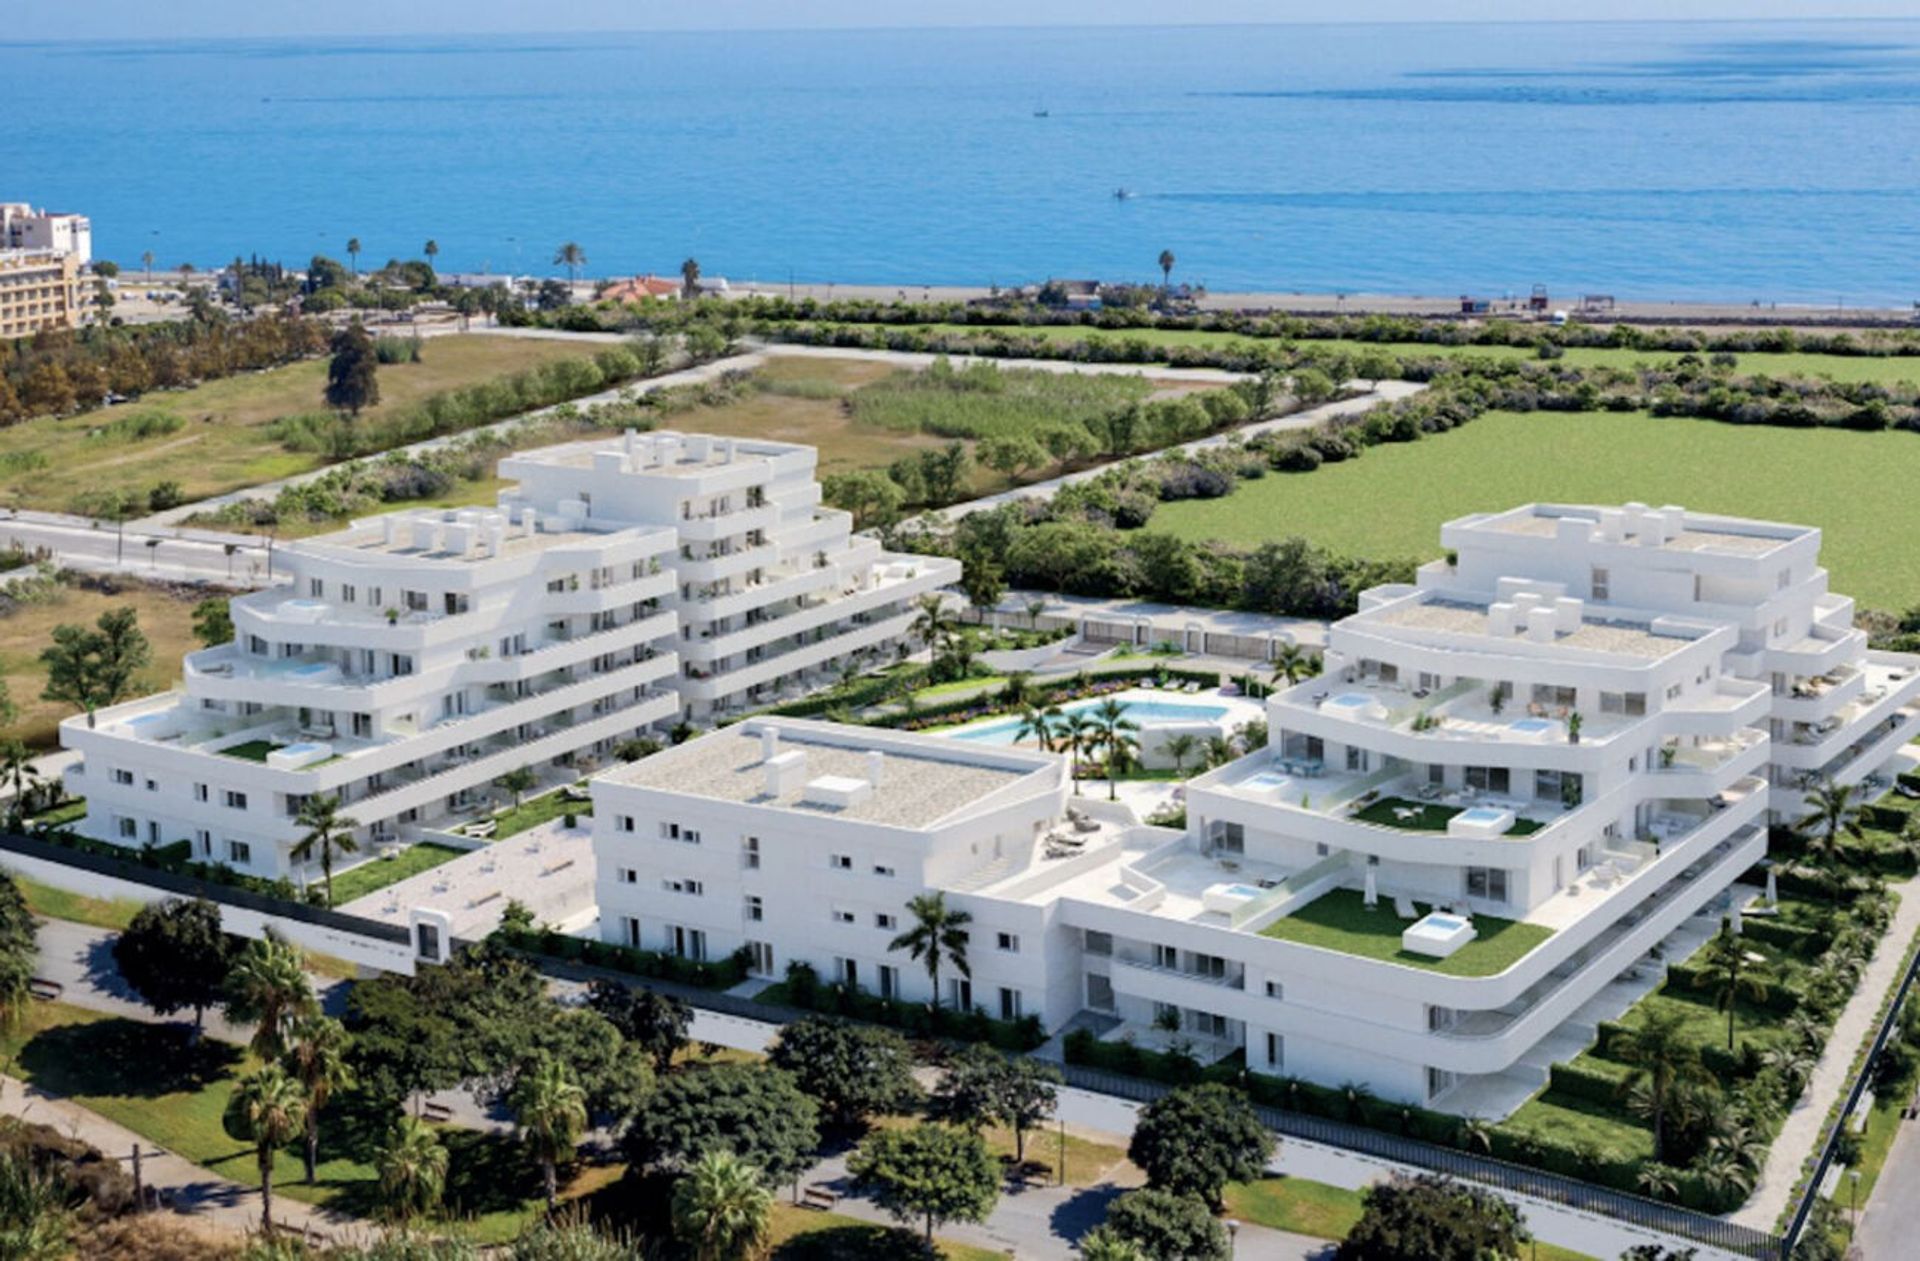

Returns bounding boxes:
[346,238,361,276]
[283,1014,354,1184]
[1697,916,1772,1052]
[290,795,359,906]
[496,766,538,810]
[423,239,439,268]
[511,1055,588,1212]
[376,1116,449,1227]
[1080,1230,1151,1261]
[680,257,701,300]
[141,250,155,282]
[910,594,955,656]
[1060,712,1093,795]
[0,740,37,824]
[553,242,586,287]
[1091,698,1140,801]
[224,934,318,1061]
[1271,642,1320,686]
[1202,734,1236,769]
[671,1150,773,1261]
[230,1065,308,1237]
[1796,777,1866,904]
[1613,1006,1702,1162]
[1014,702,1061,752]
[888,892,972,1012]
[1157,250,1175,291]
[1104,728,1140,802]
[1162,733,1198,776]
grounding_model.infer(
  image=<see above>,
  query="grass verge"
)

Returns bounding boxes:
[1257,888,1554,977]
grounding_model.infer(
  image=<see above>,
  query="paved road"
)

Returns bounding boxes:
[1857,1110,1920,1257]
[0,508,277,587]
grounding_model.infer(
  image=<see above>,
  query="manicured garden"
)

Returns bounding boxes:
[1351,796,1546,835]
[1147,407,1920,612]
[326,841,468,906]
[1257,888,1555,977]
[491,786,592,838]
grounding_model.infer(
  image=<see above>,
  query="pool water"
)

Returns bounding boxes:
[1509,718,1554,733]
[1325,693,1375,710]
[1219,883,1262,898]
[948,696,1229,745]
[1457,807,1506,823]
[1422,914,1467,931]
[280,742,327,756]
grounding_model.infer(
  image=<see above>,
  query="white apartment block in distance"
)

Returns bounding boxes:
[0,203,92,263]
[590,505,1920,1116]
[61,430,953,880]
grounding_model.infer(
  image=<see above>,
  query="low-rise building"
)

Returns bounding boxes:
[0,203,91,264]
[0,249,88,339]
[61,430,953,880]
[590,504,1920,1115]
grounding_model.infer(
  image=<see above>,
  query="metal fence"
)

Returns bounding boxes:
[1057,1063,1788,1260]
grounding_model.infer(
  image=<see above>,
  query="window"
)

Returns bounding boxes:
[1346,747,1366,772]
[1530,684,1577,709]
[145,778,158,792]
[1464,766,1510,794]
[1465,867,1509,903]
[615,867,637,884]
[368,587,382,608]
[111,768,134,786]
[875,913,897,931]
[1590,567,1610,601]
[308,578,323,598]
[227,839,252,865]
[832,908,855,924]
[1265,1033,1285,1068]
[1084,930,1112,956]
[947,978,972,1012]
[1152,943,1178,970]
[872,863,896,878]
[878,965,899,1001]
[194,783,209,803]
[341,584,356,603]
[615,815,636,833]
[743,836,761,869]
[669,926,706,960]
[997,932,1020,953]
[618,916,641,948]
[677,828,701,845]
[114,816,137,838]
[745,895,764,923]
[835,958,859,989]
[1192,1011,1229,1039]
[224,790,248,810]
[999,988,1022,1021]
[1778,567,1792,591]
[1265,979,1284,1001]
[660,821,680,840]
[830,854,852,871]
[194,829,211,857]
[1191,952,1228,980]
[404,590,429,612]
[663,878,703,896]
[1214,821,1245,855]
[1599,691,1647,716]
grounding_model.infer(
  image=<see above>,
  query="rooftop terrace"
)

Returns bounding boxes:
[1369,598,1683,660]
[1470,504,1805,558]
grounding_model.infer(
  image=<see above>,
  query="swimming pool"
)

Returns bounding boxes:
[946,696,1230,745]
[1421,914,1468,932]
[1457,807,1508,825]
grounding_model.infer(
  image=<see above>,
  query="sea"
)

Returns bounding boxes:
[4,19,1919,305]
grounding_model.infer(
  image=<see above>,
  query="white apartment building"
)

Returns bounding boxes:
[592,504,1920,1116]
[0,203,92,264]
[61,430,953,880]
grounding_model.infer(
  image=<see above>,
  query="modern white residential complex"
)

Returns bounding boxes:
[61,430,954,880]
[591,504,1920,1115]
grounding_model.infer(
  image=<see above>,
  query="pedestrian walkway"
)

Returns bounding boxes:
[1733,868,1920,1227]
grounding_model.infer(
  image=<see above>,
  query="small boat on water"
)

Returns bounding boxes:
[1112,187,1134,201]
[1033,103,1050,118]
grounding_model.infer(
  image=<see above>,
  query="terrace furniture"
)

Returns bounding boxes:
[465,820,498,839]
[1393,806,1421,821]
[1898,784,1920,800]
[1415,782,1443,802]
[1392,895,1420,919]
[801,1184,840,1212]
[1072,816,1101,834]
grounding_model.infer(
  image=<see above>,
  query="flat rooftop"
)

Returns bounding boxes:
[306,511,611,563]
[507,430,803,478]
[1472,504,1805,558]
[599,723,1050,829]
[1369,597,1683,660]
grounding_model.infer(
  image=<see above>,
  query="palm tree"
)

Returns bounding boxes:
[1635,1161,1682,1203]
[289,794,359,906]
[0,1150,71,1260]
[910,594,956,656]
[681,257,701,300]
[1157,250,1175,291]
[888,892,972,1012]
[376,1116,449,1227]
[1796,777,1866,904]
[671,1150,773,1261]
[1162,733,1198,776]
[140,250,155,282]
[1104,727,1140,801]
[1091,698,1140,801]
[1271,642,1320,686]
[511,1055,588,1212]
[1202,734,1236,769]
[1698,916,1771,1051]
[1613,1006,1702,1162]
[423,239,439,267]
[1014,702,1062,752]
[1080,1229,1150,1261]
[496,766,538,810]
[231,1064,309,1237]
[346,238,361,276]
[553,242,587,288]
[225,933,318,1061]
[0,740,37,825]
[1457,1116,1494,1154]
[1060,712,1093,795]
[283,1014,354,1184]
[1696,1147,1754,1204]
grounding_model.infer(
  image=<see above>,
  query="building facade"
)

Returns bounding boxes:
[0,204,91,263]
[591,504,1920,1115]
[61,430,953,880]
[0,203,94,339]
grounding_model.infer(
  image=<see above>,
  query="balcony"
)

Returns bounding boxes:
[1111,949,1247,991]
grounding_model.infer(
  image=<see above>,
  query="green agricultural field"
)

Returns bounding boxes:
[1146,409,1920,612]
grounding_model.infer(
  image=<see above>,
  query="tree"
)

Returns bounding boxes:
[1336,1173,1529,1261]
[1796,778,1866,904]
[1127,1084,1273,1209]
[191,597,234,647]
[224,932,319,1060]
[933,1047,1060,1164]
[226,1064,309,1237]
[1078,1229,1151,1261]
[680,257,701,300]
[1092,697,1140,802]
[346,237,362,276]
[622,1062,820,1188]
[1014,702,1061,752]
[672,1150,773,1261]
[1099,1188,1228,1261]
[1162,733,1198,776]
[992,1057,1061,1164]
[0,1148,72,1261]
[1158,250,1176,291]
[849,1123,998,1245]
[290,794,360,905]
[112,897,234,1038]
[1612,1005,1702,1163]
[0,876,36,1035]
[958,553,1006,616]
[889,892,971,1011]
[822,469,905,530]
[496,766,539,810]
[586,979,691,1075]
[1060,712,1094,795]
[424,239,439,267]
[1698,916,1772,1051]
[41,606,152,728]
[141,250,155,281]
[324,322,380,416]
[1271,641,1320,686]
[1351,348,1401,392]
[553,242,587,288]
[510,1054,588,1212]
[284,1014,354,1184]
[375,1116,448,1227]
[768,1017,922,1130]
[910,594,956,658]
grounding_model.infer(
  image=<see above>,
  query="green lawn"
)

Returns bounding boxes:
[218,740,282,763]
[1147,408,1920,612]
[913,674,1012,701]
[326,842,467,907]
[1257,888,1554,977]
[767,1203,1007,1260]
[13,872,145,931]
[1222,1175,1596,1258]
[1350,796,1544,836]
[492,787,592,838]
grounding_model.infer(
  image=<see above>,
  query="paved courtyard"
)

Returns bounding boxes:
[338,818,597,939]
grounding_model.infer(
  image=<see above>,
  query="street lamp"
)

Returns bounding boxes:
[1226,1218,1240,1255]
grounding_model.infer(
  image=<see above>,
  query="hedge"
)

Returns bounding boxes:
[496,926,751,989]
[1546,1059,1630,1107]
[1595,1019,1759,1082]
[1742,916,1829,956]
[766,966,1045,1052]
[1664,961,1804,1016]
[765,664,932,719]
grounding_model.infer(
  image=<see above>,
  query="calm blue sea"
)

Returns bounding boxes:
[4,20,1919,304]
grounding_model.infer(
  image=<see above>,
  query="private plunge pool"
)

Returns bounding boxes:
[944,692,1234,746]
